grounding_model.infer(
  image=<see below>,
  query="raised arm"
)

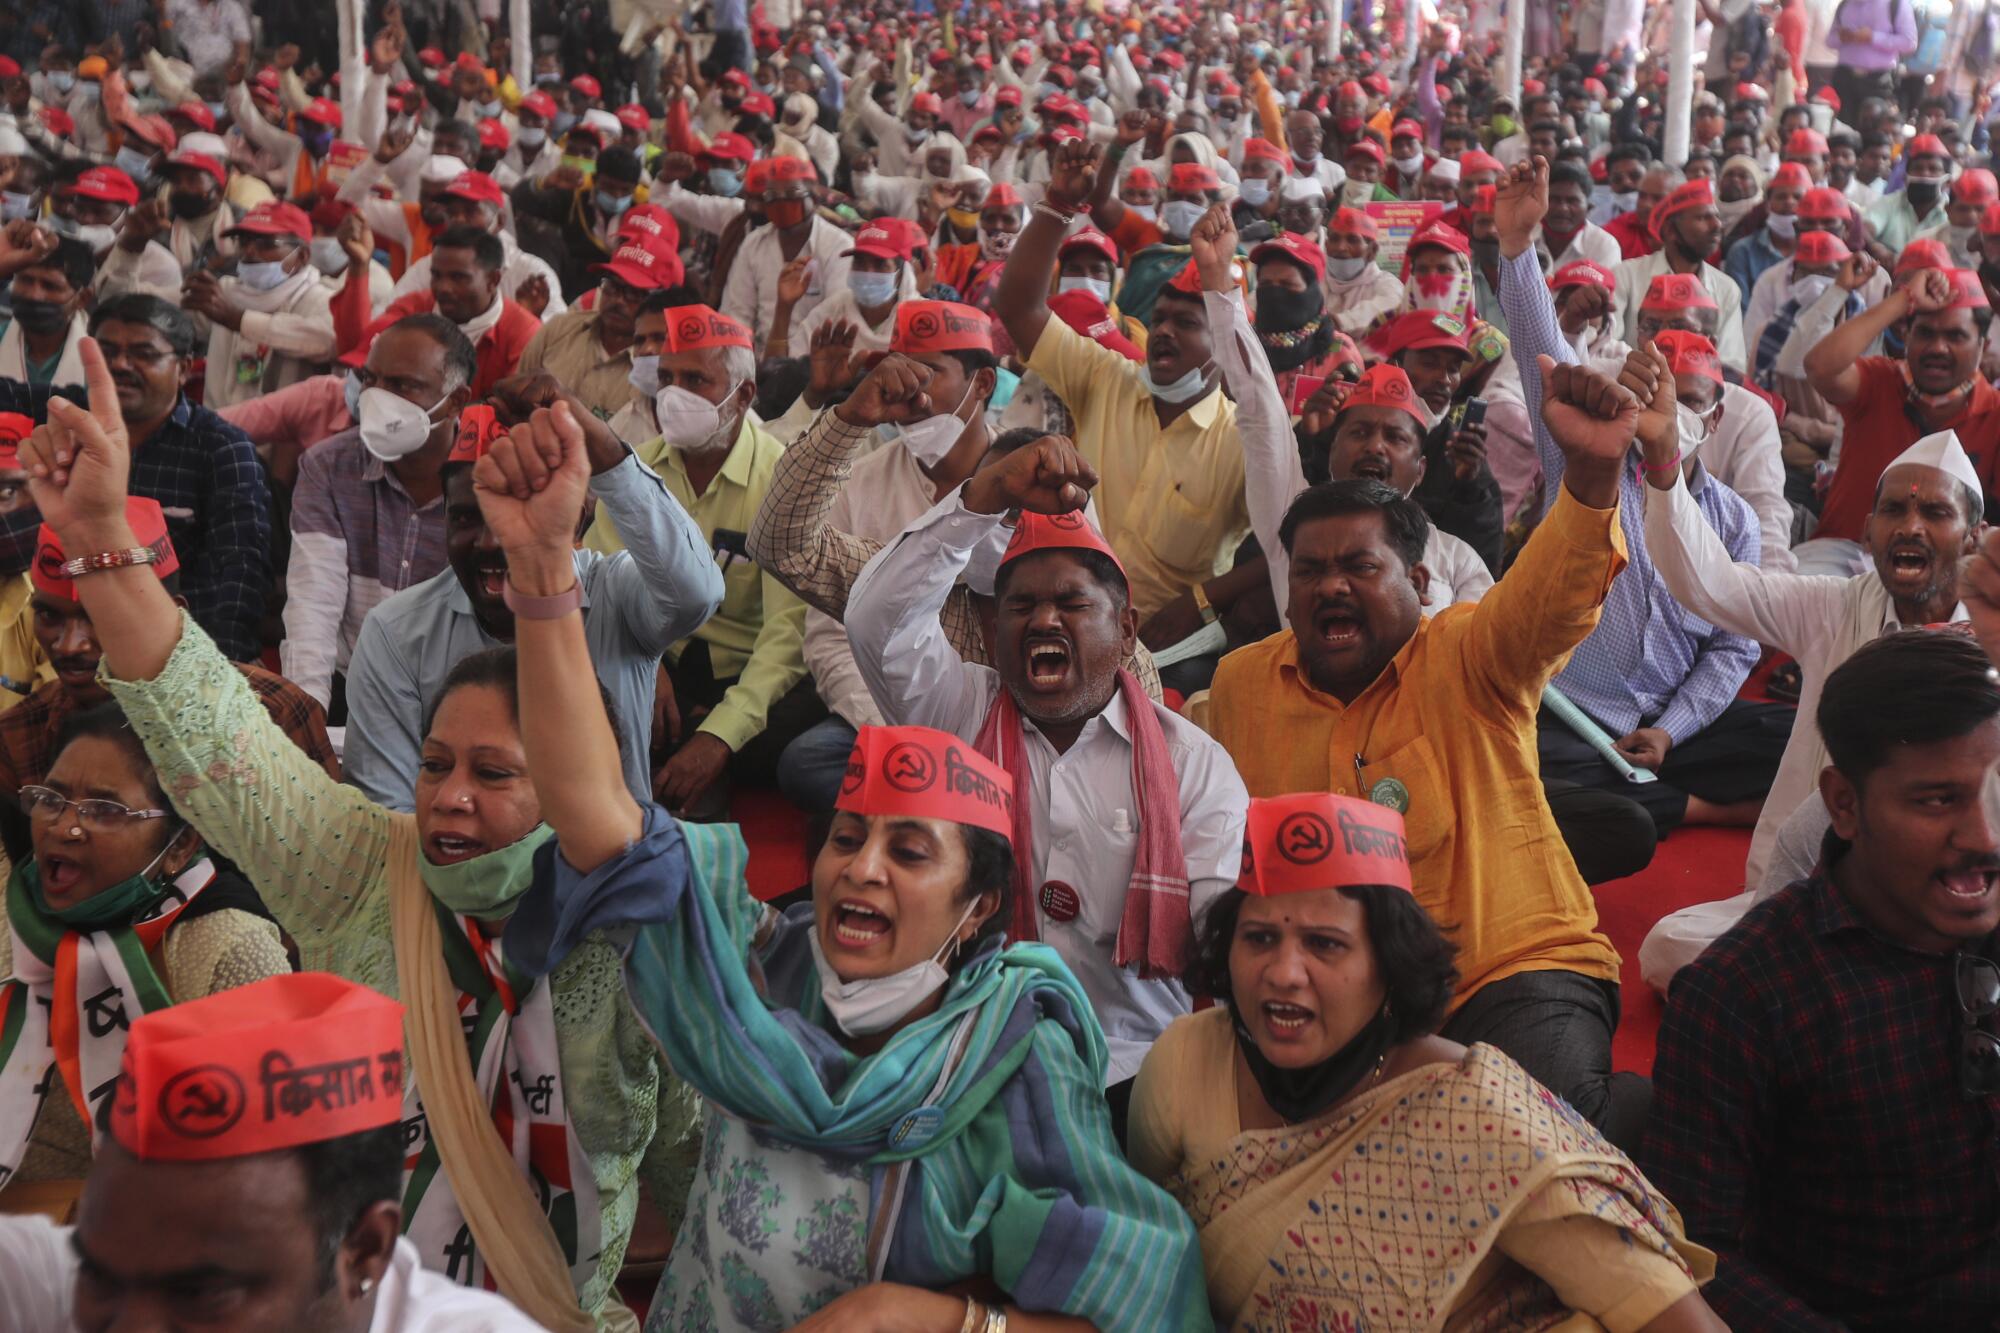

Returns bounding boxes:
[1493,157,1584,509]
[1803,253,1920,406]
[994,136,1104,362]
[480,402,644,873]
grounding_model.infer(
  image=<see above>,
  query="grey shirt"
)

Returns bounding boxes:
[342,453,724,809]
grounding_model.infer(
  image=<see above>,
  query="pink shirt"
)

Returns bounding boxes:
[217,373,353,455]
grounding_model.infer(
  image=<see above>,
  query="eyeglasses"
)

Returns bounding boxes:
[1955,951,2000,1097]
[18,785,170,832]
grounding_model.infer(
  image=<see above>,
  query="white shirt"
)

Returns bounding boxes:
[392,231,568,319]
[1698,382,1795,572]
[1537,221,1623,271]
[792,284,909,355]
[1290,156,1347,196]
[657,181,748,240]
[720,216,856,354]
[845,493,1249,1085]
[0,1228,545,1333]
[1205,288,1494,617]
[1844,176,1886,209]
[200,268,338,410]
[1322,262,1404,335]
[1610,250,1748,373]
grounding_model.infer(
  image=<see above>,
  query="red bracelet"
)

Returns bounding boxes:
[502,577,583,620]
[1640,450,1683,479]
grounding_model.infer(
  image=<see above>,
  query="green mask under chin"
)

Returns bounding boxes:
[418,824,556,922]
[15,837,182,932]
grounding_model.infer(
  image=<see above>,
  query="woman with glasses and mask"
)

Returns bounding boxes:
[1130,793,1724,1332]
[0,697,287,1217]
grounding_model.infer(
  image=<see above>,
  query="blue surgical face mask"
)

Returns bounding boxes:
[849,270,898,306]
[553,111,579,136]
[1139,358,1214,403]
[343,369,363,420]
[1238,177,1272,208]
[708,166,743,196]
[959,88,982,107]
[113,146,154,186]
[1160,198,1205,240]
[237,258,293,291]
[478,101,502,119]
[517,126,547,151]
[1205,92,1222,111]
[1127,202,1157,222]
[595,189,631,216]
[1057,274,1112,303]
[1,192,33,222]
[49,72,76,95]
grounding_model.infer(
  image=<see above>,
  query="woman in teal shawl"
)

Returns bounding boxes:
[487,402,1211,1333]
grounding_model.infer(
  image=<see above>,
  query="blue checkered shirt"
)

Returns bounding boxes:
[0,384,272,662]
[1499,247,1762,742]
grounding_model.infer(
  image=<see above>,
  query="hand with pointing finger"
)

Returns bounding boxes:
[19,337,137,551]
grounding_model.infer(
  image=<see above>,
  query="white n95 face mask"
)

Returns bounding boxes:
[656,383,740,453]
[358,387,446,461]
[878,382,976,467]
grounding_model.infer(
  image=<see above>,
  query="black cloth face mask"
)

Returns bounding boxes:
[1229,995,1395,1123]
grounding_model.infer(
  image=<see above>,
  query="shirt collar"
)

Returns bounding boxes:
[660,417,757,490]
[1178,385,1225,429]
[1882,599,1972,632]
[1272,621,1412,699]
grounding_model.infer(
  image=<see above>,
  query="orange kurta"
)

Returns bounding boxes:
[1207,487,1626,1005]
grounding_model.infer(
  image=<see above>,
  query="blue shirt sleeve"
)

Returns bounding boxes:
[1497,245,1577,514]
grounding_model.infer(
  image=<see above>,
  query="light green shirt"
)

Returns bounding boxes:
[585,417,808,752]
[1864,189,1949,255]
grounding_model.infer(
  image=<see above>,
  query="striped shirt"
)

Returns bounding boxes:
[1500,247,1764,743]
[282,430,449,709]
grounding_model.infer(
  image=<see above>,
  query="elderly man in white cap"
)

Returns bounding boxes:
[1635,427,1987,988]
[1422,156,1463,204]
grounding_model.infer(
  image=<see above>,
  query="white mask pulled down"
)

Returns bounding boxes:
[878,382,975,466]
[807,899,978,1037]
[656,382,741,454]
[357,387,448,461]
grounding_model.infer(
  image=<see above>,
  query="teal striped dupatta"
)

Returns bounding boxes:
[506,806,1214,1332]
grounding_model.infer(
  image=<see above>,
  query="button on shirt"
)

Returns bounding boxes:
[1644,864,2000,1328]
[1026,317,1253,620]
[515,307,636,422]
[1503,248,1764,744]
[845,491,1249,1084]
[282,429,450,710]
[343,454,724,809]
[584,418,808,754]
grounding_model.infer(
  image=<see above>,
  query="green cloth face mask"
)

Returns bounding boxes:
[1490,115,1518,139]
[17,837,181,932]
[418,824,556,922]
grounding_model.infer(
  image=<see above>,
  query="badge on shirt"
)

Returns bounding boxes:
[1369,778,1410,814]
[1039,880,1081,923]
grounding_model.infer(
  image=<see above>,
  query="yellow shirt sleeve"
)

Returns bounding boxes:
[1494,1183,1703,1333]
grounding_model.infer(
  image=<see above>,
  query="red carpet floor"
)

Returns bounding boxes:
[729,792,1754,1078]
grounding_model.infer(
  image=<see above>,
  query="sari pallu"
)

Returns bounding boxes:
[1172,1044,1711,1332]
[504,806,1213,1333]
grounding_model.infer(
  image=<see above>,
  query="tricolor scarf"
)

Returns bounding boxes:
[972,669,1192,978]
[396,896,602,1306]
[0,857,221,1187]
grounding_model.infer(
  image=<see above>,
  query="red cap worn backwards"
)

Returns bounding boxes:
[891,301,994,356]
[1549,259,1616,294]
[1334,362,1435,430]
[109,973,406,1162]
[837,725,1015,842]
[34,498,180,601]
[665,305,754,352]
[1238,793,1413,897]
[1656,330,1724,384]
[1640,272,1718,312]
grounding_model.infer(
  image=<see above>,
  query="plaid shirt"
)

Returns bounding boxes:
[0,664,339,804]
[1643,847,2000,1330]
[0,387,272,662]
